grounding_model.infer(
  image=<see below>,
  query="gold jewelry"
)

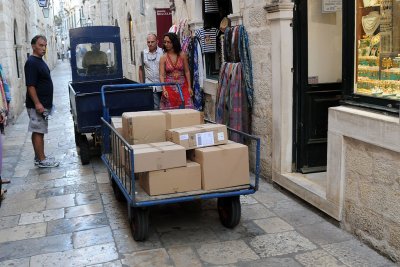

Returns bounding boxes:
[362,11,380,36]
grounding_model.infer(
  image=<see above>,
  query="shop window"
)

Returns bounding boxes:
[343,1,399,113]
[201,0,232,80]
[127,13,136,65]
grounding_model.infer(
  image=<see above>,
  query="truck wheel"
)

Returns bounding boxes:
[74,125,80,146]
[79,135,90,165]
[111,178,125,203]
[217,196,241,228]
[130,207,149,241]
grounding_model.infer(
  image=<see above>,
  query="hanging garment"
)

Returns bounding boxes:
[196,38,204,88]
[193,37,203,111]
[204,0,219,13]
[0,81,7,115]
[224,27,232,62]
[160,54,194,109]
[0,81,8,134]
[221,35,225,63]
[216,62,250,141]
[181,36,191,53]
[168,24,178,33]
[0,65,11,103]
[231,26,240,63]
[195,27,219,54]
[238,25,254,109]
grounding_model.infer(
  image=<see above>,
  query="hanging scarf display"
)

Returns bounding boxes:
[216,25,253,139]
[216,62,249,142]
[222,25,253,108]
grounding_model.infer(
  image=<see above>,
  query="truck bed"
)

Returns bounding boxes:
[69,78,154,133]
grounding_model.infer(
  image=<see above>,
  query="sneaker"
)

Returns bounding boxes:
[34,156,55,166]
[37,158,60,168]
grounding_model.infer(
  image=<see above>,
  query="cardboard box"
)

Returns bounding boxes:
[122,111,166,144]
[190,142,250,190]
[162,109,204,129]
[110,117,123,161]
[111,117,123,135]
[166,124,228,149]
[125,142,186,173]
[139,161,201,196]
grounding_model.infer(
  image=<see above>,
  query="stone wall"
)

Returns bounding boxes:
[241,1,272,179]
[0,0,57,121]
[112,0,170,81]
[343,138,400,262]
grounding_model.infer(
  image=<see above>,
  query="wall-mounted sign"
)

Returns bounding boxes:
[155,9,172,46]
[37,0,48,8]
[322,0,342,13]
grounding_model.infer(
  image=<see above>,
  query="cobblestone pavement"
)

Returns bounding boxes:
[0,61,397,266]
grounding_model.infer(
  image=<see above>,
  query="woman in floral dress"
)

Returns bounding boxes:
[159,33,193,109]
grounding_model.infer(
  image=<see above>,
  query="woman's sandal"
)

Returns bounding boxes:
[0,179,10,184]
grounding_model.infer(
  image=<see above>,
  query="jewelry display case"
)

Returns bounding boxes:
[355,0,400,100]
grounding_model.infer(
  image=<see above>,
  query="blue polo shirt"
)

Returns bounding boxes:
[24,55,53,109]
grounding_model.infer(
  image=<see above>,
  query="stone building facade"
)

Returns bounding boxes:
[106,0,170,81]
[0,0,57,120]
[265,0,400,262]
[343,137,400,261]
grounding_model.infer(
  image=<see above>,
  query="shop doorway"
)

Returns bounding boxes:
[293,0,344,173]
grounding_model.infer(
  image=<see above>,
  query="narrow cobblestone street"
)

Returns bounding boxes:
[0,61,396,266]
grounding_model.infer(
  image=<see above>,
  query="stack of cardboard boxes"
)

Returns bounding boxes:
[116,109,250,196]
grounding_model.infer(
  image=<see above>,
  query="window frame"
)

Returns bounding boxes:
[342,1,400,114]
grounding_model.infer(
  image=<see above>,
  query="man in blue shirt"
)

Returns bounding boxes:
[24,35,59,168]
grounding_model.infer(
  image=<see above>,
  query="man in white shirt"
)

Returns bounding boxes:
[139,33,164,109]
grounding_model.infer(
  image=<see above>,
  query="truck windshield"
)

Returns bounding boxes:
[75,42,118,76]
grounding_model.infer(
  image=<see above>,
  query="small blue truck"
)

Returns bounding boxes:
[68,26,153,164]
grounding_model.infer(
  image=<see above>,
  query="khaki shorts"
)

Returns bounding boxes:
[27,108,48,134]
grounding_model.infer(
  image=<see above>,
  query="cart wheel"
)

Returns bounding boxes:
[217,196,241,228]
[111,178,125,202]
[79,135,90,165]
[130,207,149,241]
[74,124,80,146]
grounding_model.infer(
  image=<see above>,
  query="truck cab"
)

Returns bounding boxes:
[69,26,123,82]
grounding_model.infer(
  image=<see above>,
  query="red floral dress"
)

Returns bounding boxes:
[160,54,193,109]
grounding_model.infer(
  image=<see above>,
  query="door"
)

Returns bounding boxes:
[293,0,343,173]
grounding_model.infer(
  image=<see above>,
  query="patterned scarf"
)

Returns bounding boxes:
[193,37,203,111]
[216,62,250,142]
[238,26,254,109]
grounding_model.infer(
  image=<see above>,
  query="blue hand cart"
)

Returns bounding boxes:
[100,83,261,241]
